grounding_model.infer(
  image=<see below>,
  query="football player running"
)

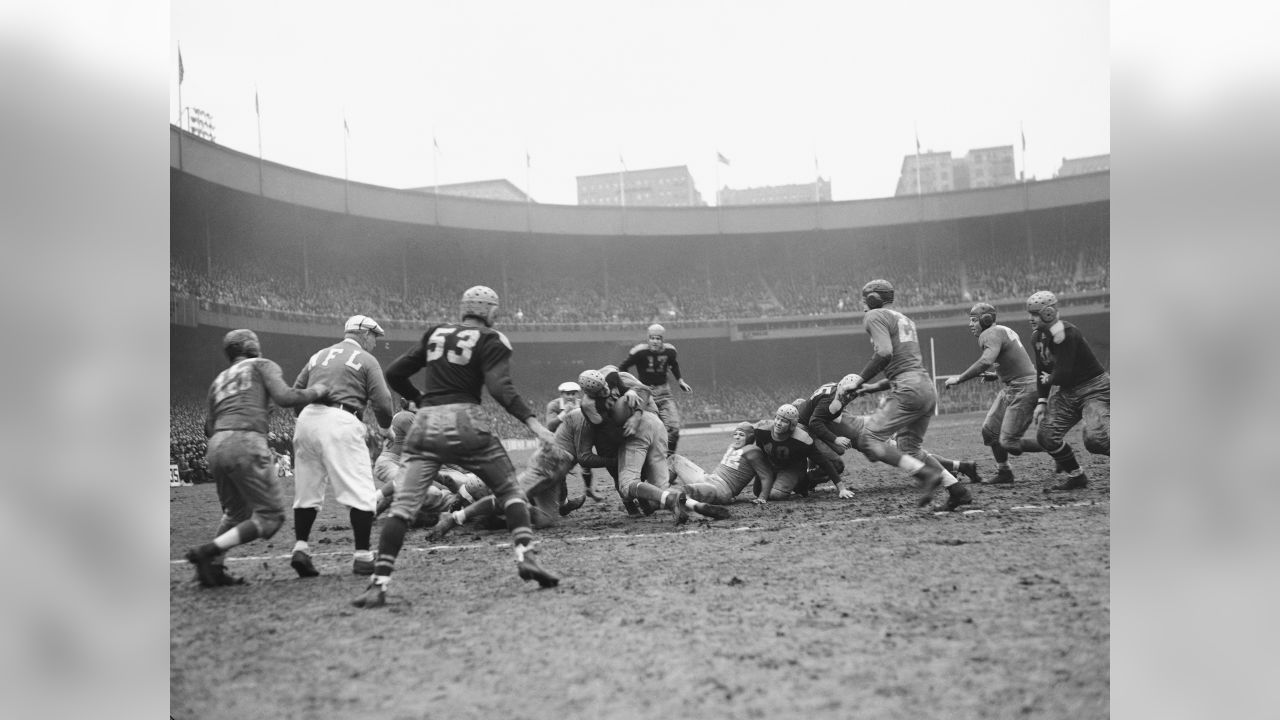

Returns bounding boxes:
[1027,290,1110,490]
[828,279,973,512]
[943,303,1047,484]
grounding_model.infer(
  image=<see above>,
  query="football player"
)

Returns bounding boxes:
[619,323,692,453]
[944,303,1047,484]
[1027,290,1110,490]
[829,279,973,511]
[354,286,560,608]
[667,422,764,510]
[751,403,847,503]
[545,380,601,501]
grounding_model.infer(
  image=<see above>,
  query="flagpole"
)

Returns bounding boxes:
[177,43,184,130]
[524,147,532,234]
[914,122,922,197]
[255,87,263,196]
[343,114,349,214]
[432,129,440,224]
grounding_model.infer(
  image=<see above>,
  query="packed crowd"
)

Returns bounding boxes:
[170,224,1107,326]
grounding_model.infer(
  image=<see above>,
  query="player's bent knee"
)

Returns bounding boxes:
[1000,439,1025,456]
[255,511,285,539]
[981,427,999,446]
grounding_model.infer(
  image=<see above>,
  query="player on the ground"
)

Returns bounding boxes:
[290,314,395,577]
[668,422,770,508]
[751,403,847,502]
[1027,290,1110,491]
[353,286,560,608]
[943,302,1046,484]
[428,405,610,535]
[619,323,692,453]
[545,380,601,502]
[577,368,721,524]
[185,330,330,588]
[372,397,418,514]
[828,279,973,511]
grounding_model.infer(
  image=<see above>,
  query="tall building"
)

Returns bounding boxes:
[576,165,705,207]
[894,145,1017,195]
[964,145,1017,188]
[718,178,832,206]
[895,151,956,195]
[1056,154,1110,177]
[408,179,531,202]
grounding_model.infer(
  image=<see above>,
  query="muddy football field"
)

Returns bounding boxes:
[170,412,1109,720]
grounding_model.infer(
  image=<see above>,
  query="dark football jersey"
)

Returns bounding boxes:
[385,322,534,422]
[620,343,681,386]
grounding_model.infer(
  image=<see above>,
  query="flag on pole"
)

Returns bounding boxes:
[619,153,626,170]
[915,131,921,154]
[716,151,730,166]
[1021,123,1026,152]
[344,117,349,135]
[178,45,185,84]
[526,149,531,168]
[433,133,440,152]
[255,89,260,116]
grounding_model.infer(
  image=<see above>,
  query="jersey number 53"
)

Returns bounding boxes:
[426,328,481,366]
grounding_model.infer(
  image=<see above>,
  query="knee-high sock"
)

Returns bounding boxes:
[374,516,409,578]
[294,507,318,542]
[350,508,374,551]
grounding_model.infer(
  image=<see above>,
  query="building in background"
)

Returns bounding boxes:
[895,145,1017,195]
[576,165,705,207]
[408,179,531,202]
[1055,154,1110,177]
[718,178,832,206]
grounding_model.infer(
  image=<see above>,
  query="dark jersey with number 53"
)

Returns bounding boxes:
[385,322,535,422]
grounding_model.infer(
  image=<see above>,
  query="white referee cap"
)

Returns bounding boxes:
[557,381,581,393]
[344,315,384,336]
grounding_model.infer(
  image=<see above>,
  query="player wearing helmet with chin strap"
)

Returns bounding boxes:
[943,302,1048,485]
[354,285,561,609]
[619,323,692,454]
[1026,290,1110,491]
[828,279,973,512]
[750,404,845,503]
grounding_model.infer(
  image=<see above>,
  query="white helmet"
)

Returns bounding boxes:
[557,381,581,394]
[647,323,665,337]
[577,369,608,398]
[460,285,500,326]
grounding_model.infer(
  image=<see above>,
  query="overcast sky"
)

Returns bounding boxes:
[170,0,1109,205]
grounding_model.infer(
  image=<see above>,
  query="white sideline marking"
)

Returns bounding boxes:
[170,501,1102,566]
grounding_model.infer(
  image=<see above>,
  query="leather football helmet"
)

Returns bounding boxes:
[460,285,500,326]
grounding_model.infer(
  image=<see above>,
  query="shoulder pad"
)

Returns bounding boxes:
[628,343,648,354]
[663,342,676,352]
[493,330,513,351]
[792,426,814,445]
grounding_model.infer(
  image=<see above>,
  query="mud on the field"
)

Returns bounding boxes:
[170,415,1109,720]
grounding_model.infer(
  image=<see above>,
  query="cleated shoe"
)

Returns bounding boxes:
[584,487,604,502]
[1048,473,1088,492]
[291,549,320,578]
[351,580,387,608]
[671,492,690,526]
[516,548,560,588]
[426,512,458,540]
[939,484,974,512]
[916,472,943,508]
[622,498,643,517]
[958,462,983,485]
[558,495,587,517]
[186,546,220,588]
[692,502,731,520]
[988,467,1015,485]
